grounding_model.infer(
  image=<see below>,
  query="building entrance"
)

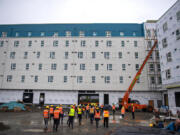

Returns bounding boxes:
[78,94,99,105]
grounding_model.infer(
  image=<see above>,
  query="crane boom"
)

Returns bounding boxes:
[122,40,158,107]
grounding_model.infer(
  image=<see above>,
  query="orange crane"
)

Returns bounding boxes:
[122,40,158,111]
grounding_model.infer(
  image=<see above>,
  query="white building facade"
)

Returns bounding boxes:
[0,23,162,107]
[156,0,180,114]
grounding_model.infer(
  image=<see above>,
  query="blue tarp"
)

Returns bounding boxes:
[0,101,26,111]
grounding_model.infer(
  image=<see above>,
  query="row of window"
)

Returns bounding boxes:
[9,51,140,59]
[10,63,141,71]
[1,31,138,38]
[6,75,139,84]
[0,40,139,48]
[150,76,162,84]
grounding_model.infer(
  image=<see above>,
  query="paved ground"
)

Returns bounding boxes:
[0,111,179,135]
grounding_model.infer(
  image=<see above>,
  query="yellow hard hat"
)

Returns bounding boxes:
[51,105,53,107]
[56,106,59,109]
[46,106,49,109]
[149,123,153,127]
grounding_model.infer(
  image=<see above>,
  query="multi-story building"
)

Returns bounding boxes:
[156,0,180,114]
[144,21,163,108]
[0,23,162,106]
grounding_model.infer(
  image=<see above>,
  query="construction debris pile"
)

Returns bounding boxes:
[0,101,26,112]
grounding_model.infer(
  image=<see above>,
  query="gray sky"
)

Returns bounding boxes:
[0,0,177,24]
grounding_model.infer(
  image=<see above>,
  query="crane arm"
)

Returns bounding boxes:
[122,40,158,107]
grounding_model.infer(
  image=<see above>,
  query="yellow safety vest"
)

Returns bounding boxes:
[69,108,75,116]
[103,110,109,118]
[78,108,82,115]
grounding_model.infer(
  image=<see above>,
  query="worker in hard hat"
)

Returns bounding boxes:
[43,106,49,130]
[131,104,135,119]
[112,104,116,119]
[95,107,101,128]
[121,106,125,119]
[59,104,64,125]
[77,105,82,125]
[89,105,95,124]
[49,105,54,121]
[86,104,90,119]
[103,107,110,128]
[53,106,60,132]
[68,105,75,129]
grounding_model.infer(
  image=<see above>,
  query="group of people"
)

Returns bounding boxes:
[43,104,115,131]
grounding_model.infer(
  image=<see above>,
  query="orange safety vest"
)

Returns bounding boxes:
[132,106,135,112]
[112,105,115,110]
[95,111,100,118]
[50,107,54,114]
[73,106,75,110]
[101,105,104,108]
[90,108,94,114]
[43,109,49,118]
[103,110,109,118]
[121,107,125,114]
[83,108,85,111]
[86,106,89,110]
[59,107,63,114]
[54,110,60,119]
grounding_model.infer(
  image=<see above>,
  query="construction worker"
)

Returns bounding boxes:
[43,106,49,130]
[49,105,54,120]
[112,104,116,117]
[53,107,60,131]
[103,107,109,128]
[77,105,82,125]
[89,105,95,124]
[132,104,135,119]
[94,107,101,128]
[86,104,90,119]
[68,105,75,129]
[121,106,125,118]
[59,104,64,125]
[82,105,86,116]
[100,104,104,115]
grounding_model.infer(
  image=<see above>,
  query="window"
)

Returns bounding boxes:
[120,32,124,36]
[37,52,40,58]
[41,32,45,36]
[28,32,32,37]
[24,52,28,59]
[34,76,38,82]
[156,52,159,60]
[48,76,53,82]
[66,31,71,37]
[104,52,110,59]
[53,40,58,47]
[157,64,161,71]
[119,76,123,83]
[166,52,172,62]
[77,76,83,83]
[137,77,140,83]
[166,69,171,79]
[147,41,152,48]
[10,52,16,59]
[149,64,154,72]
[41,40,44,47]
[106,40,112,47]
[135,64,139,71]
[176,29,180,40]
[95,41,99,47]
[79,31,85,37]
[122,64,126,71]
[7,75,12,82]
[149,54,153,59]
[176,11,180,21]
[2,32,7,37]
[162,38,168,48]
[65,40,69,47]
[150,76,155,84]
[105,76,110,83]
[53,32,58,37]
[95,64,99,71]
[133,32,136,36]
[65,52,68,59]
[21,75,25,83]
[134,41,138,47]
[106,31,111,37]
[81,40,86,47]
[51,63,57,70]
[107,64,112,70]
[28,40,32,47]
[163,22,168,32]
[158,76,162,84]
[14,41,19,47]
[26,63,29,70]
[80,64,85,70]
[0,41,4,47]
[121,41,125,47]
[92,52,96,59]
[11,63,16,70]
[50,52,55,59]
[135,52,138,59]
[118,52,122,58]
[147,30,151,37]
[78,52,83,59]
[92,76,95,83]
[64,76,67,83]
[64,64,68,70]
[39,64,42,70]
[93,32,97,36]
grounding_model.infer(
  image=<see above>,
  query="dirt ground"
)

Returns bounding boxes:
[0,111,179,135]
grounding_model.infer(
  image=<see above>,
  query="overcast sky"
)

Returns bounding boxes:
[0,0,177,24]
